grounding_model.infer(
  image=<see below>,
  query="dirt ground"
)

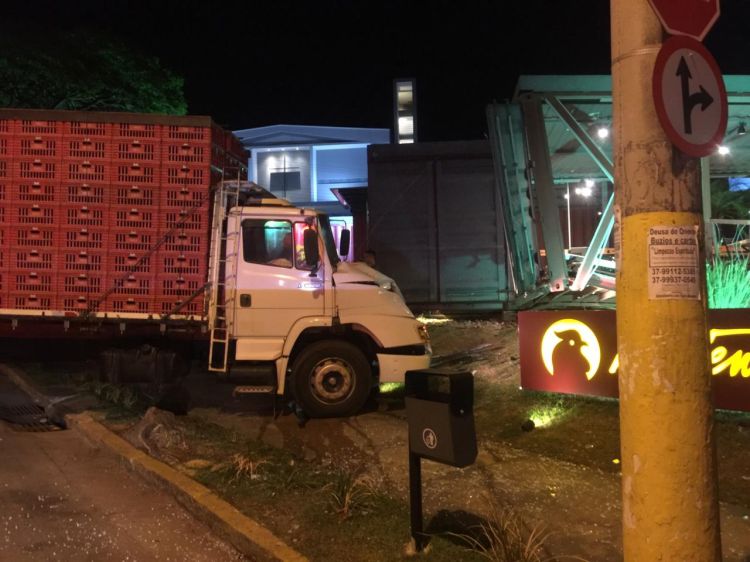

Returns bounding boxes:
[14,318,750,561]
[174,318,750,561]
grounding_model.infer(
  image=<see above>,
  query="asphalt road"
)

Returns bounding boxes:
[0,382,247,561]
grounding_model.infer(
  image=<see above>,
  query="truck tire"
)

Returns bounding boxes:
[291,340,372,418]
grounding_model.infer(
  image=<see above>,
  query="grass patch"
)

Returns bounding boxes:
[474,382,622,473]
[181,416,485,561]
[707,255,750,309]
[473,379,750,507]
[446,496,582,562]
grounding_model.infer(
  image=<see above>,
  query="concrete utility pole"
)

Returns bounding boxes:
[610,1,722,560]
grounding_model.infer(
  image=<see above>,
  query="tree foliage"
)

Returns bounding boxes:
[711,179,750,220]
[0,27,187,114]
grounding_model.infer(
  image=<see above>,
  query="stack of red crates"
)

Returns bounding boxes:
[0,110,248,316]
[7,119,62,311]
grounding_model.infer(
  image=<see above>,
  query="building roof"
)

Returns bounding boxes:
[233,124,390,148]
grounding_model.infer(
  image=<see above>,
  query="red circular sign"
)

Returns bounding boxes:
[648,0,720,41]
[652,36,727,158]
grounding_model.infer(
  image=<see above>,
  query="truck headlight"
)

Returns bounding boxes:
[379,280,394,291]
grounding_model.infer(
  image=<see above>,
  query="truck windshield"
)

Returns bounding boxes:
[317,214,340,266]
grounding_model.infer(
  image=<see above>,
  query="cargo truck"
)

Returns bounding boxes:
[0,109,431,417]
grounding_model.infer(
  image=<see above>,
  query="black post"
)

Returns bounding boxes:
[409,450,425,551]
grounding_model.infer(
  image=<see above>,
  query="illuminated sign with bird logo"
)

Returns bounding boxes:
[540,319,601,381]
[519,309,750,412]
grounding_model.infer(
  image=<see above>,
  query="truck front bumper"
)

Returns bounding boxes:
[376,350,431,383]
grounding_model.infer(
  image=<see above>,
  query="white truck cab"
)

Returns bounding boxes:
[208,183,431,417]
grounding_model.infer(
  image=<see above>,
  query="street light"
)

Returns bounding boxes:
[565,182,596,248]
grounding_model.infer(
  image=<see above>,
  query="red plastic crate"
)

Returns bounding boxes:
[61,295,95,313]
[62,204,107,227]
[0,160,7,180]
[158,274,204,296]
[14,158,60,181]
[60,272,106,295]
[108,252,153,274]
[157,296,203,316]
[65,161,109,183]
[114,139,159,162]
[63,182,108,205]
[106,271,153,296]
[15,137,59,158]
[225,153,247,171]
[114,162,157,184]
[10,271,56,293]
[60,250,107,272]
[113,123,160,140]
[163,142,210,164]
[9,203,57,225]
[63,121,111,138]
[157,253,206,277]
[0,183,6,201]
[9,293,55,311]
[111,185,155,207]
[160,186,209,209]
[162,231,206,254]
[161,209,207,232]
[61,227,107,250]
[0,138,9,157]
[109,229,157,252]
[18,120,61,136]
[62,138,112,160]
[0,119,12,135]
[163,125,211,143]
[13,182,59,202]
[105,295,154,314]
[10,225,57,249]
[10,249,56,271]
[162,165,210,187]
[211,144,225,168]
[110,206,157,230]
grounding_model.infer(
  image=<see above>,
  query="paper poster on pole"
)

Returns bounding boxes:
[647,225,700,300]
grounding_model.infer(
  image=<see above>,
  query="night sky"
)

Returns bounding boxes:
[3,0,749,141]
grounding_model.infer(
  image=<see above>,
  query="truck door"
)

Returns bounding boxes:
[232,218,325,358]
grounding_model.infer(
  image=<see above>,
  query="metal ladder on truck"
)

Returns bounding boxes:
[207,179,241,375]
[206,179,279,410]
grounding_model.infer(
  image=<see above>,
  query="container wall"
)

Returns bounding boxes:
[367,141,508,308]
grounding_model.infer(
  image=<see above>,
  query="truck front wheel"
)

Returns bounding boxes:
[291,340,372,418]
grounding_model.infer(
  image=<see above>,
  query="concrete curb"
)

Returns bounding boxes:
[0,364,308,562]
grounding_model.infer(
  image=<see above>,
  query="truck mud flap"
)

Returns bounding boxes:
[100,347,187,385]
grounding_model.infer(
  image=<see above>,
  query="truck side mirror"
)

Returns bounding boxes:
[339,229,351,258]
[303,228,320,267]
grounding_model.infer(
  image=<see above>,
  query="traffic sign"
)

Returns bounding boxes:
[648,0,720,41]
[652,35,727,158]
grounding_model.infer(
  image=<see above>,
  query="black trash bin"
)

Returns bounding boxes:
[404,369,477,468]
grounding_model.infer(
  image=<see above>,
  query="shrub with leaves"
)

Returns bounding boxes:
[449,497,587,562]
[325,468,374,520]
[230,453,268,483]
